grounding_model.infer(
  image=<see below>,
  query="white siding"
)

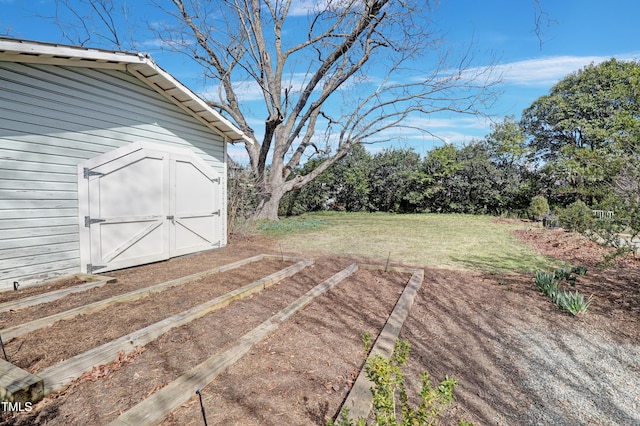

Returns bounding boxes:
[0,62,227,289]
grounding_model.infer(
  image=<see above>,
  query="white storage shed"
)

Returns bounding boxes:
[0,38,249,290]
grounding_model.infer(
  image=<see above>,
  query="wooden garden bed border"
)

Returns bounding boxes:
[0,274,117,314]
[38,257,314,396]
[2,260,424,423]
[0,254,297,340]
[338,265,425,421]
[109,263,360,426]
[0,254,309,404]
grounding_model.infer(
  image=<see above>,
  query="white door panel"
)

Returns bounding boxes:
[78,142,222,273]
[171,156,220,256]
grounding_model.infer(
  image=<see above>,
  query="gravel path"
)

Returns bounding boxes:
[503,324,640,425]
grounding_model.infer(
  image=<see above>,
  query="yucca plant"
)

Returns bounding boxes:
[534,267,593,315]
[534,271,560,298]
[558,291,594,315]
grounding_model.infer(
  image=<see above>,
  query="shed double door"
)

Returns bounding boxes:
[79,143,222,274]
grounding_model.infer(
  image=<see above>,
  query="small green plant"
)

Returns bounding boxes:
[329,408,360,426]
[362,332,372,354]
[535,271,560,298]
[552,266,587,286]
[534,266,592,316]
[557,290,594,315]
[330,339,462,426]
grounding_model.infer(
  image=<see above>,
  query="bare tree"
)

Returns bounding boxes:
[51,0,502,220]
[52,0,136,49]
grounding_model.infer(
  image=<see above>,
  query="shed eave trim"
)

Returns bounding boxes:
[0,37,252,144]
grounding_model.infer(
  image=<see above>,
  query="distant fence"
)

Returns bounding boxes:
[593,210,614,220]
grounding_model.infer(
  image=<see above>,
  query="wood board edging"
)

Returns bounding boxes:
[37,257,314,396]
[109,263,359,426]
[0,359,43,405]
[338,268,425,422]
[0,275,116,314]
[0,254,270,340]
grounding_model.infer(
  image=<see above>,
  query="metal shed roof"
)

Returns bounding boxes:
[0,37,250,144]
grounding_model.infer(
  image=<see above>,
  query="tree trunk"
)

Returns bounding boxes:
[252,193,282,220]
[252,167,286,221]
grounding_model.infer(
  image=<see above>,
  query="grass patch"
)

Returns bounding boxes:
[265,212,562,273]
[255,216,329,236]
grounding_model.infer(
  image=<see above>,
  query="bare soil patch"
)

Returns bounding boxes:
[0,276,85,304]
[2,225,639,425]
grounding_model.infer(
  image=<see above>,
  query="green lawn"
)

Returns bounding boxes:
[257,212,563,274]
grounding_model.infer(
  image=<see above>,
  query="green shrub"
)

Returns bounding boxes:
[559,200,594,233]
[529,196,550,221]
[330,339,462,426]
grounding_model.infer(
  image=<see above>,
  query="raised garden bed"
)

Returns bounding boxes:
[1,247,421,425]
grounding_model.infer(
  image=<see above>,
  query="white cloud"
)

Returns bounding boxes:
[493,53,640,87]
[139,38,174,49]
[407,115,490,131]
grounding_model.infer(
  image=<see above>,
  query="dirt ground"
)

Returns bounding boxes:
[1,224,639,425]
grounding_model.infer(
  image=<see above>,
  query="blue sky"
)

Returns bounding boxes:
[2,1,640,163]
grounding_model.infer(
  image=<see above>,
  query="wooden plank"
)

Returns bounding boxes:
[38,258,314,396]
[0,359,43,404]
[0,234,77,251]
[358,264,424,274]
[0,217,77,231]
[339,268,425,422]
[0,199,79,210]
[0,254,271,340]
[0,158,75,175]
[109,263,359,426]
[0,275,116,314]
[0,180,78,191]
[0,189,77,201]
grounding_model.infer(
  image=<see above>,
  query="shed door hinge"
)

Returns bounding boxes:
[85,216,106,227]
[212,177,221,184]
[86,264,106,273]
[213,209,221,216]
[83,168,105,179]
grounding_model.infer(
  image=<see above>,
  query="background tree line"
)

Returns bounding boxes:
[278,141,537,217]
[230,59,640,239]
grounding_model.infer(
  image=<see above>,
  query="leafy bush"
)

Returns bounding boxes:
[559,200,594,233]
[529,196,550,221]
[330,339,463,426]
